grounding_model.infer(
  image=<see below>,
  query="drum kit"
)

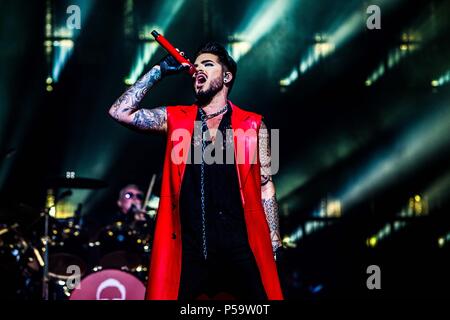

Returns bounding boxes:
[0,175,158,300]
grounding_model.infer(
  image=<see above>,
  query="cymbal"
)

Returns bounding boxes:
[46,177,107,189]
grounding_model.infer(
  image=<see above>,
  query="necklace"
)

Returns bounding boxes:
[203,104,228,120]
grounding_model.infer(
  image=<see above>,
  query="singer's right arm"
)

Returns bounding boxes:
[109,65,167,133]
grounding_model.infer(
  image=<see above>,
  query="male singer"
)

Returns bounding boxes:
[109,42,283,300]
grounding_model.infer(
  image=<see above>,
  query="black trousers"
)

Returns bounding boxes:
[178,245,267,300]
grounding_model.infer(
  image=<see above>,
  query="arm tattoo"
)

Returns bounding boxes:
[109,66,167,132]
[259,121,281,251]
[259,121,272,183]
[262,195,281,249]
[261,175,272,186]
[132,107,166,131]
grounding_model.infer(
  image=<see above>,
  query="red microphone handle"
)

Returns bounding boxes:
[151,30,197,75]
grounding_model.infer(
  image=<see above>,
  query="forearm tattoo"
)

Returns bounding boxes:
[261,175,272,186]
[259,121,272,185]
[110,67,167,132]
[259,121,281,251]
[262,195,281,242]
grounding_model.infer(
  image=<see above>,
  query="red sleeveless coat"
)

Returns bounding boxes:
[146,101,283,300]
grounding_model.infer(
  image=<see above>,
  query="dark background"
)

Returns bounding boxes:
[1,0,449,299]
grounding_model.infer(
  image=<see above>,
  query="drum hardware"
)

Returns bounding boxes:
[40,185,89,299]
[0,223,41,299]
[1,173,160,299]
[46,176,108,190]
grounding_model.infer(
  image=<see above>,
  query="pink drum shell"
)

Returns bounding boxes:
[70,269,145,300]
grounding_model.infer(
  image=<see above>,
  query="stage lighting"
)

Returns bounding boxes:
[394,221,406,231]
[282,236,297,248]
[431,70,450,88]
[314,36,335,57]
[287,228,304,243]
[407,194,428,216]
[227,36,252,62]
[44,1,93,84]
[232,0,297,61]
[365,63,386,87]
[279,68,299,87]
[292,11,364,79]
[326,200,342,218]
[281,1,403,88]
[125,0,185,84]
[437,233,450,248]
[338,100,450,212]
[368,236,378,248]
[126,42,159,84]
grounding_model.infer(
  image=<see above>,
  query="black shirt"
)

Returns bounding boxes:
[179,105,249,258]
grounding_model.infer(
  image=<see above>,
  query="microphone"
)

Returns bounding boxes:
[151,30,197,76]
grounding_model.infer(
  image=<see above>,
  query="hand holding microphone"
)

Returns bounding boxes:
[151,30,197,77]
[158,54,190,77]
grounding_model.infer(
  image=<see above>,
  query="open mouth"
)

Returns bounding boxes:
[196,73,207,85]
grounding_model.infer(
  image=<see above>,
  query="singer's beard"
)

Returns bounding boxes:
[195,77,224,105]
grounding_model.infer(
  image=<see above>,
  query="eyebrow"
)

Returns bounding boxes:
[194,59,215,67]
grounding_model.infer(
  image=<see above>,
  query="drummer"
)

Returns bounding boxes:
[116,184,147,223]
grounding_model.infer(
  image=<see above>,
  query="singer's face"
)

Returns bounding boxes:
[193,53,224,98]
[117,186,143,215]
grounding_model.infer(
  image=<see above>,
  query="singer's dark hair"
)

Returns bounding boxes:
[195,42,237,92]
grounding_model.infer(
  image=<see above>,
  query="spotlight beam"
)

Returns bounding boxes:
[231,0,298,61]
[126,0,186,84]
